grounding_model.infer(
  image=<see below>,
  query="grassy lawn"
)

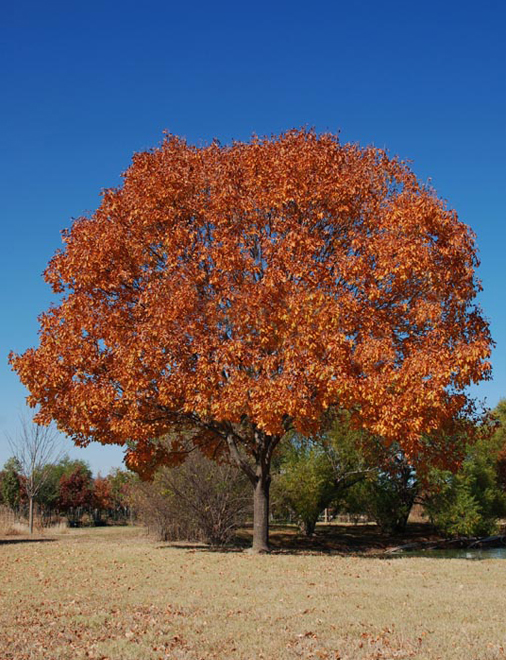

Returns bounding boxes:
[0,525,505,660]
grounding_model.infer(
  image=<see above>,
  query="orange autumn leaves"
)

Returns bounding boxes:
[10,129,492,468]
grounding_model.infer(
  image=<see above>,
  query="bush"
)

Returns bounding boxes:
[130,451,250,545]
[424,432,506,538]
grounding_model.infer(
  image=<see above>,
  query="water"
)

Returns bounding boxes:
[398,547,506,560]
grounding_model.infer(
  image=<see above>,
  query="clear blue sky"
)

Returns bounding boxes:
[1,0,505,475]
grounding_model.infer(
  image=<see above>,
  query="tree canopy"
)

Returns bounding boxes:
[10,129,492,551]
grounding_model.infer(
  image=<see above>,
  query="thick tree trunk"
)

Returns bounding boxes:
[252,474,271,553]
[225,428,280,553]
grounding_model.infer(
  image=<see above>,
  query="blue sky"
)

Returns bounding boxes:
[1,0,505,475]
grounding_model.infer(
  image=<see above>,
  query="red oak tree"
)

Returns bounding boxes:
[58,465,94,524]
[93,475,114,512]
[10,130,492,551]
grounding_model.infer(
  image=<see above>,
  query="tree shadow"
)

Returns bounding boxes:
[155,522,443,556]
[0,537,57,545]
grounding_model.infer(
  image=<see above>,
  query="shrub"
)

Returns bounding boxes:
[130,451,250,545]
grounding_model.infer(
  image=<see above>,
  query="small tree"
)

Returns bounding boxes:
[273,420,375,535]
[273,438,338,535]
[0,458,25,513]
[358,447,418,533]
[108,468,134,522]
[7,412,62,534]
[58,464,94,526]
[497,445,506,493]
[491,400,506,493]
[92,475,114,524]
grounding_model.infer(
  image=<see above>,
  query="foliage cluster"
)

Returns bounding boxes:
[272,420,419,535]
[422,405,506,537]
[272,402,506,539]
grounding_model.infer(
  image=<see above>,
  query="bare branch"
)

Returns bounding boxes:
[6,410,64,499]
[225,433,256,484]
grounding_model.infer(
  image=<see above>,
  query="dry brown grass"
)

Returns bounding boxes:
[0,506,24,537]
[0,526,505,660]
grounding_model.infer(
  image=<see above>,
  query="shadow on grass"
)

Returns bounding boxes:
[0,537,57,546]
[156,522,442,556]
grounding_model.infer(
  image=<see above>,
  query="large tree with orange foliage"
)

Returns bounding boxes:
[10,130,492,551]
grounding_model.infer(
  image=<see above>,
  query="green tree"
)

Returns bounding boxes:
[107,468,135,522]
[1,458,24,511]
[491,400,506,492]
[424,429,506,537]
[355,447,418,533]
[273,419,376,535]
[273,437,337,536]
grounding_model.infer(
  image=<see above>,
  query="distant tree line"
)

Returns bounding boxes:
[0,457,132,527]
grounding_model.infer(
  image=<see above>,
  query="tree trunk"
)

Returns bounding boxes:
[28,497,34,535]
[225,428,279,553]
[303,517,317,537]
[252,474,271,553]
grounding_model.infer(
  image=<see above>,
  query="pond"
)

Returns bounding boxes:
[396,547,506,560]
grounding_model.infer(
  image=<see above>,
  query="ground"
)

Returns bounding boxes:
[0,525,505,660]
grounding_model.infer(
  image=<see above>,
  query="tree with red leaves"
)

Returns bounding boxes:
[58,465,94,525]
[10,130,492,551]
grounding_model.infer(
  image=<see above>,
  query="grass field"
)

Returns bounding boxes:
[1,525,505,660]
